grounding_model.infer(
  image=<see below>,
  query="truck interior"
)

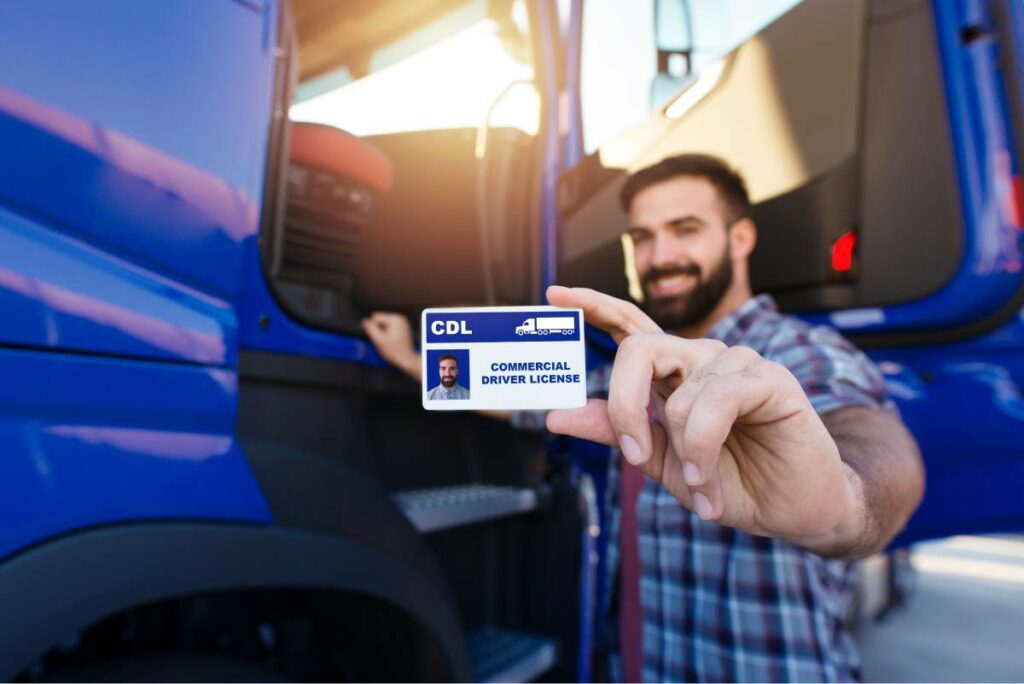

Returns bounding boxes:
[262,0,543,338]
[245,1,581,679]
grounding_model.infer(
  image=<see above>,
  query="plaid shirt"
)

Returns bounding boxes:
[513,294,894,682]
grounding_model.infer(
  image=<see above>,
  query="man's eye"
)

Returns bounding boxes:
[629,232,651,244]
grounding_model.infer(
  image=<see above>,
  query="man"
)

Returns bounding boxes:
[426,354,470,400]
[363,154,924,682]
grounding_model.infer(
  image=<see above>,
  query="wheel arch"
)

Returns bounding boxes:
[0,523,471,681]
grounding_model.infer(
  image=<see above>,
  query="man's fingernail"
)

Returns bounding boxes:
[683,461,701,485]
[693,492,713,519]
[619,434,642,464]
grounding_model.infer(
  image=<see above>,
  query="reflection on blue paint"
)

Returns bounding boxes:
[0,206,233,365]
[0,347,270,561]
[872,327,1024,544]
[945,362,1024,420]
[44,426,233,462]
[0,0,276,558]
[0,0,275,301]
[0,86,258,301]
[0,1,272,193]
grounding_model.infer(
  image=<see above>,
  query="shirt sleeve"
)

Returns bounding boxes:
[766,323,897,417]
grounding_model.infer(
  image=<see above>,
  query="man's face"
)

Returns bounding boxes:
[626,176,734,331]
[439,358,459,387]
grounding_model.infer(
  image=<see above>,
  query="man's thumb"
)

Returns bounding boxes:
[546,399,616,447]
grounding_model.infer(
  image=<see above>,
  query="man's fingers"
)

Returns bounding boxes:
[363,312,388,330]
[677,356,777,520]
[678,377,749,521]
[546,399,616,446]
[606,336,659,465]
[546,285,660,343]
[606,334,726,465]
[661,376,725,520]
[551,401,695,511]
[664,344,762,461]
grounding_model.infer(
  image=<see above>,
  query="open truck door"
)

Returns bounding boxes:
[553,0,1024,545]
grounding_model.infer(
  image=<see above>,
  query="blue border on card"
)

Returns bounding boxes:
[424,311,582,343]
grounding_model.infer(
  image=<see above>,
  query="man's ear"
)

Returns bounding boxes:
[730,218,757,260]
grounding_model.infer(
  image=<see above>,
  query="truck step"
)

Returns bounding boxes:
[468,628,557,683]
[394,484,541,533]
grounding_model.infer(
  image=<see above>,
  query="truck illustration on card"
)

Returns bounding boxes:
[515,316,576,336]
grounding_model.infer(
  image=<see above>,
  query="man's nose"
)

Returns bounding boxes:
[650,232,682,268]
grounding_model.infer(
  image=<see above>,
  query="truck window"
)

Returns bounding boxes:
[681,0,803,74]
[290,0,537,136]
[264,0,543,336]
[580,0,802,154]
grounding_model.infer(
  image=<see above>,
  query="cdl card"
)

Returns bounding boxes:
[421,306,587,411]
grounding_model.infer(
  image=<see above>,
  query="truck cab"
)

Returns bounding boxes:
[557,0,1024,547]
[517,319,540,335]
[0,0,1021,681]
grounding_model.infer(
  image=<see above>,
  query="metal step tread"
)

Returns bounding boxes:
[468,628,557,683]
[394,484,539,533]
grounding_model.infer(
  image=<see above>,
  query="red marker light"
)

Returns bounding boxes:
[995,151,1022,229]
[832,231,856,273]
[1010,175,1024,230]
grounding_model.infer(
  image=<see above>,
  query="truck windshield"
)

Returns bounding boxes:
[290,0,537,137]
[580,0,802,153]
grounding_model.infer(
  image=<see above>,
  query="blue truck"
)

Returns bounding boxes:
[0,0,1021,680]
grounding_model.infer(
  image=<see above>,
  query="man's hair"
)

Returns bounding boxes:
[438,354,457,365]
[619,153,752,225]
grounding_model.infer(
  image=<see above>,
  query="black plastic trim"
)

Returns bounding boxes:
[239,349,416,394]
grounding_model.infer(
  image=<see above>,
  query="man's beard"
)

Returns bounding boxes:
[641,249,733,332]
[441,376,456,387]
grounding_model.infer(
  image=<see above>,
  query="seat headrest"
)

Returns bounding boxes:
[289,122,393,192]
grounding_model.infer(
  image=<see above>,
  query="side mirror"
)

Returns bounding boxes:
[656,0,692,73]
[652,0,694,107]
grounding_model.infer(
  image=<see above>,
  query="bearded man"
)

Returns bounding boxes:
[426,354,470,400]
[363,154,924,683]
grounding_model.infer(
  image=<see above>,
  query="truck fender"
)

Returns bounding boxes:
[0,523,472,681]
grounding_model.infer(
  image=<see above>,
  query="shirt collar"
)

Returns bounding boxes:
[704,294,777,346]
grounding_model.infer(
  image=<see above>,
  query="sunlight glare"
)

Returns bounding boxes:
[289,20,538,137]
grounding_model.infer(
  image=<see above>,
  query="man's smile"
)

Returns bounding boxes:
[647,273,697,297]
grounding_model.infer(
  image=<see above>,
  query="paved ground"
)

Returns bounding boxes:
[855,535,1024,682]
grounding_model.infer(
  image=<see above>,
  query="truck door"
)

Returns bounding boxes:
[556,0,1024,543]
[237,0,589,679]
[0,0,275,559]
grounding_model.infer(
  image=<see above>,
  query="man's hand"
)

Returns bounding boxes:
[361,311,514,422]
[543,286,919,557]
[361,312,421,381]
